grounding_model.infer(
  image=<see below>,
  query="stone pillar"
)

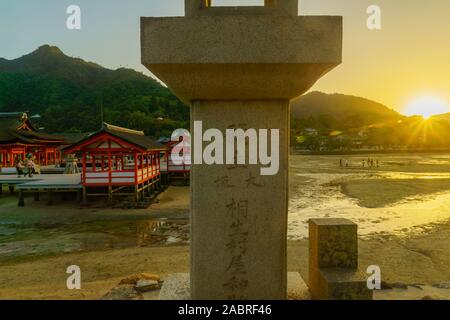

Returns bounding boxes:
[141,0,342,300]
[190,100,289,299]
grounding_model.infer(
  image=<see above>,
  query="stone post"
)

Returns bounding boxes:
[141,0,342,300]
[309,218,373,300]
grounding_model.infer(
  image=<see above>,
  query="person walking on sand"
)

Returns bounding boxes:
[340,159,343,168]
[345,159,349,168]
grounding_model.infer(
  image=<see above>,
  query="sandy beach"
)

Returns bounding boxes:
[0,153,450,300]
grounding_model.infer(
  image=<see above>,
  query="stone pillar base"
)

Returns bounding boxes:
[159,273,311,300]
[316,268,373,300]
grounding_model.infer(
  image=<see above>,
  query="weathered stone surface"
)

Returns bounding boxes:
[308,218,373,300]
[159,272,312,301]
[190,100,289,300]
[158,273,191,300]
[318,268,373,300]
[309,218,358,270]
[141,16,342,104]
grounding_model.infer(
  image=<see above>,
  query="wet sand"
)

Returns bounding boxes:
[0,226,449,300]
[289,154,450,239]
[0,153,449,299]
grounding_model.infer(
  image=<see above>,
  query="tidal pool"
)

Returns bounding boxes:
[288,153,450,240]
[0,219,189,262]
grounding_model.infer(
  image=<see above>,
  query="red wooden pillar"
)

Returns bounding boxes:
[107,140,113,203]
[158,152,161,175]
[108,140,112,184]
[82,151,87,184]
[146,152,149,180]
[151,153,154,177]
[108,152,112,184]
[134,152,138,185]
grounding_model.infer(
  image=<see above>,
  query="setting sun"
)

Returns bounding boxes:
[404,96,449,119]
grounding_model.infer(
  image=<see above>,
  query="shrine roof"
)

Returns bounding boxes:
[0,112,65,145]
[63,123,166,153]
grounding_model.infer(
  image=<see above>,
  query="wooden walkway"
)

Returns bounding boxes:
[0,174,82,206]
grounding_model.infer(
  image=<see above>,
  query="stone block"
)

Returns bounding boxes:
[309,218,358,270]
[317,268,373,300]
[309,218,372,300]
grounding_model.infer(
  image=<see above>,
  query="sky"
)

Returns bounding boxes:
[0,0,449,115]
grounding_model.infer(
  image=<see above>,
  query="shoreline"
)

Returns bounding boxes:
[0,218,448,300]
[293,149,450,156]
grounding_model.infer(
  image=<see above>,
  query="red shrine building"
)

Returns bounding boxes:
[163,136,191,181]
[0,112,65,168]
[63,123,166,202]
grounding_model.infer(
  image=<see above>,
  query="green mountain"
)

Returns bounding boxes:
[0,45,189,137]
[5,45,445,151]
[291,91,403,130]
[290,92,450,150]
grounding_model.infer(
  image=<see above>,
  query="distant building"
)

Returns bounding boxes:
[63,123,166,202]
[158,135,191,182]
[0,112,65,167]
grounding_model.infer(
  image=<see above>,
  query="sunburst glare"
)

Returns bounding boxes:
[404,96,449,119]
